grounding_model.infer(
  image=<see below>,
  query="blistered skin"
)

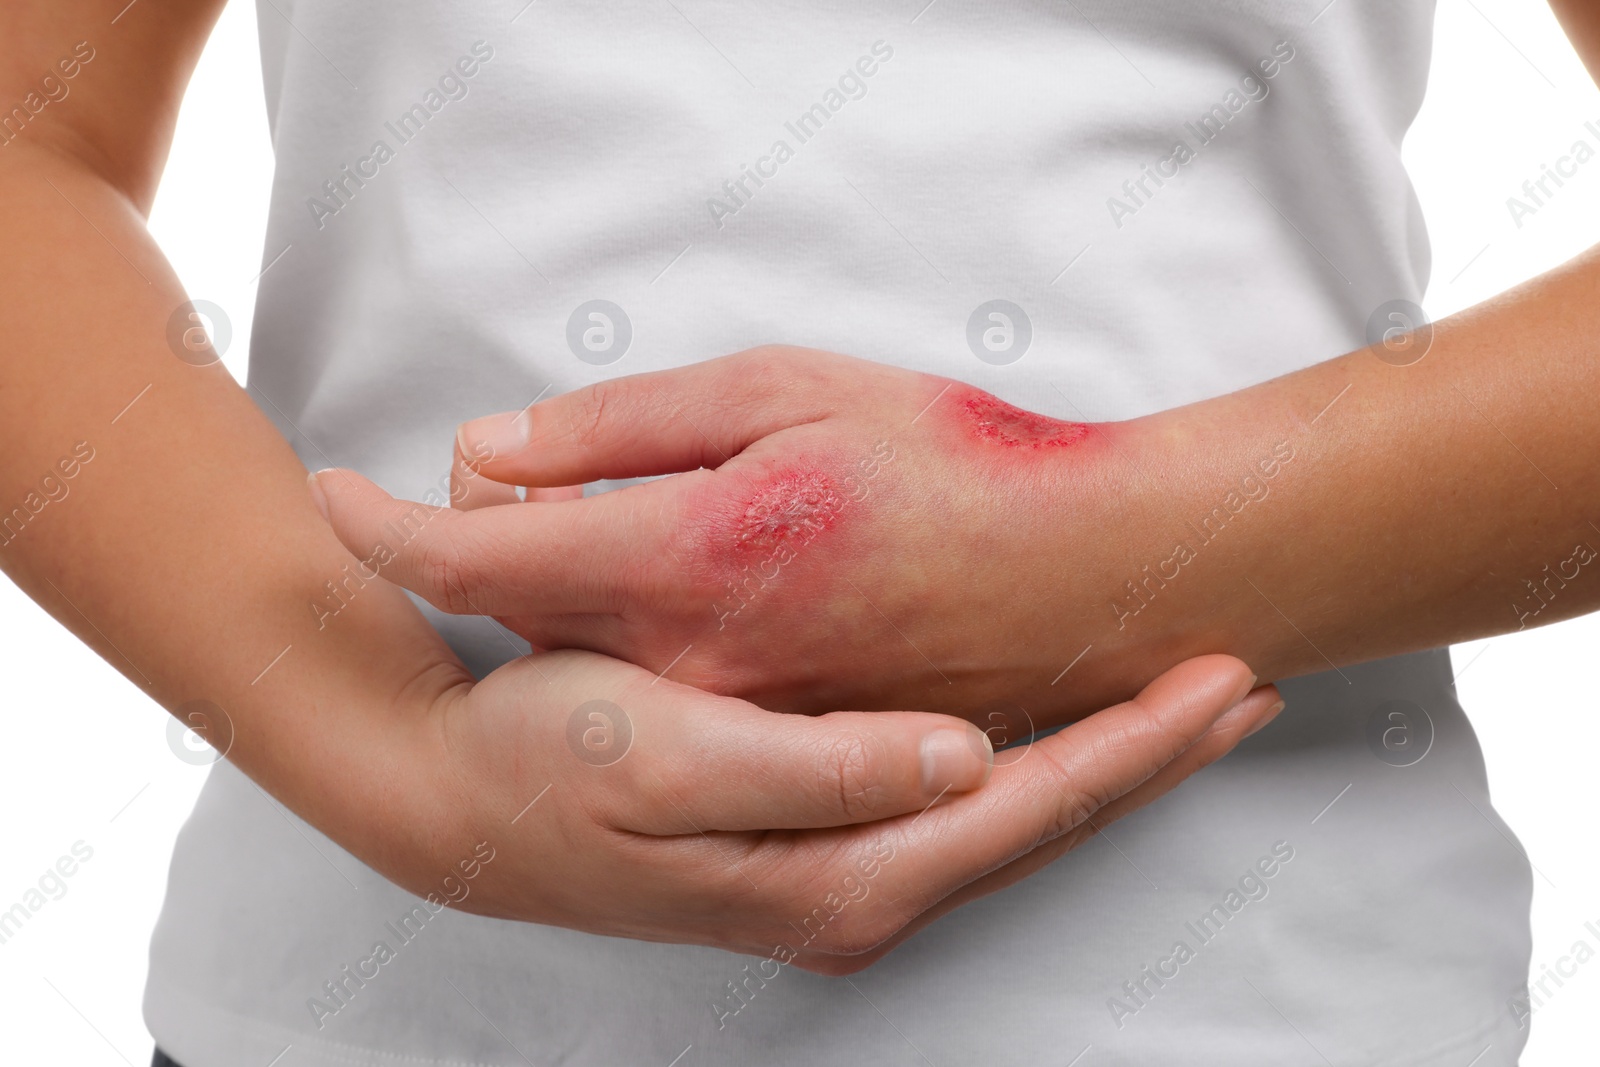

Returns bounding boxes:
[955,388,1092,450]
[690,466,854,628]
[733,469,846,559]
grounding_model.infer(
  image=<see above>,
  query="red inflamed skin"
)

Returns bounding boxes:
[953,387,1095,452]
[731,468,848,560]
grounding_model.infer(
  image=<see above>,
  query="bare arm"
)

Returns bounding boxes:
[0,0,468,859]
[1551,0,1600,86]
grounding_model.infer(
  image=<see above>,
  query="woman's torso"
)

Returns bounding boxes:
[145,3,1533,1063]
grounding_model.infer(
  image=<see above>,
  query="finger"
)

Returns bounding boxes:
[527,485,584,502]
[951,655,1264,864]
[794,683,1285,974]
[1088,681,1283,825]
[451,437,519,511]
[455,347,854,487]
[451,434,582,509]
[774,655,1259,956]
[308,468,629,615]
[603,694,996,834]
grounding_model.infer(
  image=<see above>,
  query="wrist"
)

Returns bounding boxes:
[1087,401,1311,690]
[353,644,483,871]
[221,594,476,894]
[1036,413,1199,718]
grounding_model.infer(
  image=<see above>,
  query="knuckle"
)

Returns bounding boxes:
[735,345,793,378]
[567,378,621,448]
[817,730,886,821]
[729,347,810,407]
[615,527,674,609]
[1118,699,1197,770]
[711,350,787,425]
[415,534,477,615]
[1039,784,1112,847]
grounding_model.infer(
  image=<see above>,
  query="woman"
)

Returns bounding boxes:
[2,1,1594,1063]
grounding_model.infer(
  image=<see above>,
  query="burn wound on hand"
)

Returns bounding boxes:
[734,468,846,558]
[955,387,1091,449]
[694,466,853,631]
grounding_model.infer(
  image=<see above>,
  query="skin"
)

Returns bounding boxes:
[0,0,1282,973]
[316,6,1600,730]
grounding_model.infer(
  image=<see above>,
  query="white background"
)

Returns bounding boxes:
[2,0,1599,1062]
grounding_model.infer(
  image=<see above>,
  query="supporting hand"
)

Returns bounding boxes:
[390,649,1278,973]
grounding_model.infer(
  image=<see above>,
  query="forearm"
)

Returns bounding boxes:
[0,144,470,858]
[1105,244,1600,687]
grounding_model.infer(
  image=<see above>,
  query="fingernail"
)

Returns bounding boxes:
[307,470,331,522]
[1245,699,1286,739]
[457,409,530,463]
[1225,672,1259,710]
[921,727,990,796]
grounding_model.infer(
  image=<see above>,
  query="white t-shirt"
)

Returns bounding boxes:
[145,1,1534,1063]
